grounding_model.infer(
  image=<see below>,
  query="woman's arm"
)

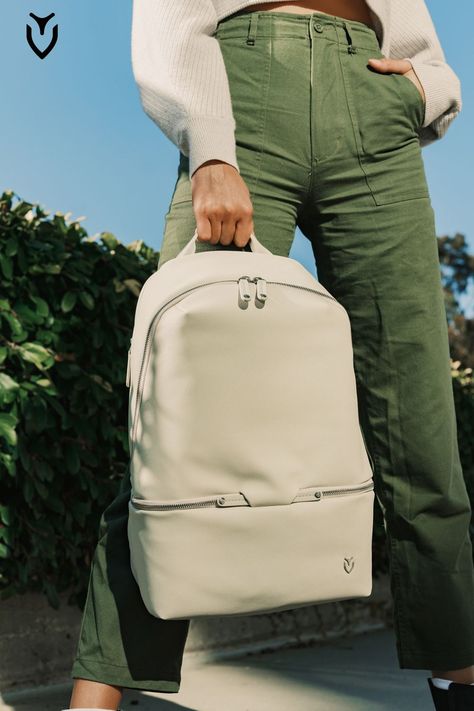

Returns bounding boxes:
[131,0,253,249]
[131,0,240,177]
[391,0,462,146]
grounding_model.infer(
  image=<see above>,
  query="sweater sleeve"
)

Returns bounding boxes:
[390,0,462,147]
[131,0,239,177]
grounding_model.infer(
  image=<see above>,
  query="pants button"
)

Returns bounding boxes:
[314,22,324,32]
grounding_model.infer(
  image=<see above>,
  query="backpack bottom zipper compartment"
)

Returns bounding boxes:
[127,480,375,620]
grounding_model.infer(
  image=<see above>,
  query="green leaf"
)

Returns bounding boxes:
[65,445,80,474]
[0,413,17,446]
[29,263,62,275]
[0,373,20,394]
[61,291,77,313]
[12,199,33,216]
[0,452,16,476]
[16,243,28,273]
[113,278,126,293]
[36,460,54,482]
[123,279,142,297]
[79,291,95,310]
[47,496,64,514]
[1,311,25,339]
[127,239,144,253]
[35,378,53,387]
[34,479,49,499]
[89,374,113,393]
[14,303,42,326]
[0,254,13,280]
[101,232,119,250]
[0,506,11,526]
[23,478,34,504]
[25,397,48,433]
[0,526,13,544]
[19,342,54,369]
[5,236,18,257]
[30,295,49,317]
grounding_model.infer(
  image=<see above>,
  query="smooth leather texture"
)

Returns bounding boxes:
[128,488,374,619]
[127,229,375,619]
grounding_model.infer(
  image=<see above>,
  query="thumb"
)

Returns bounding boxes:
[367,57,412,74]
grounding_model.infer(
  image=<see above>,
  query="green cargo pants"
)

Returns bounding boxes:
[72,10,474,691]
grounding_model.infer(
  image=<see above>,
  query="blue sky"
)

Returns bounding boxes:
[1,1,472,310]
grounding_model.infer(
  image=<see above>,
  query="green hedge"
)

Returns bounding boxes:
[0,190,158,607]
[0,190,472,609]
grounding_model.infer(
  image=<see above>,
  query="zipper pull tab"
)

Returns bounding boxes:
[238,276,251,302]
[126,347,131,387]
[255,277,267,302]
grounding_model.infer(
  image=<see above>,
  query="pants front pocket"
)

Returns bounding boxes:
[341,47,430,207]
[215,29,273,193]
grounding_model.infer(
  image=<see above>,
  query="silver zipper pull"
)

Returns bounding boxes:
[126,348,131,387]
[238,276,251,301]
[256,277,267,302]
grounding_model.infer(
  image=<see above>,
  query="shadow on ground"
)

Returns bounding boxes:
[1,628,433,711]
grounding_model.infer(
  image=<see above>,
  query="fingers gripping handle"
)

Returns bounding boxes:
[175,228,272,258]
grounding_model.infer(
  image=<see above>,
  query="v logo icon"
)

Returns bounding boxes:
[26,13,58,59]
[344,556,354,574]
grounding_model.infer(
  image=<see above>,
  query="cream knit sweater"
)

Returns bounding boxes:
[131,0,462,177]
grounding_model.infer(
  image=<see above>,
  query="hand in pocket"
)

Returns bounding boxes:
[367,56,425,105]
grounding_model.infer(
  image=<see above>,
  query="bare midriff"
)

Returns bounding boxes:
[233,0,375,29]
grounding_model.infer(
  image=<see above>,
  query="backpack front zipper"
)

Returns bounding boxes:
[130,479,374,511]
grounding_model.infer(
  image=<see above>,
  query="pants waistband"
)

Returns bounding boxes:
[215,10,381,53]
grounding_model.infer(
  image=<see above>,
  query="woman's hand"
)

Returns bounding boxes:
[367,57,425,105]
[191,160,254,248]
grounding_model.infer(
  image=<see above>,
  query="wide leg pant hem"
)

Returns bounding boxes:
[71,658,180,693]
[397,646,474,671]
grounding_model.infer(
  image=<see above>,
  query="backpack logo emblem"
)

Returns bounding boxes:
[344,556,354,574]
[26,12,58,59]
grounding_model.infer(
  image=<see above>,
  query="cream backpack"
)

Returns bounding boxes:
[126,229,375,620]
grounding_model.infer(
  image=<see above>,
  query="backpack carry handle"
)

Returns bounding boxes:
[175,227,272,258]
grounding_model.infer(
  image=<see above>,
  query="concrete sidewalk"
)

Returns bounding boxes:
[0,627,434,711]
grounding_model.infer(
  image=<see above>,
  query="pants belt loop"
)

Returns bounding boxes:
[246,12,259,45]
[342,20,357,54]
